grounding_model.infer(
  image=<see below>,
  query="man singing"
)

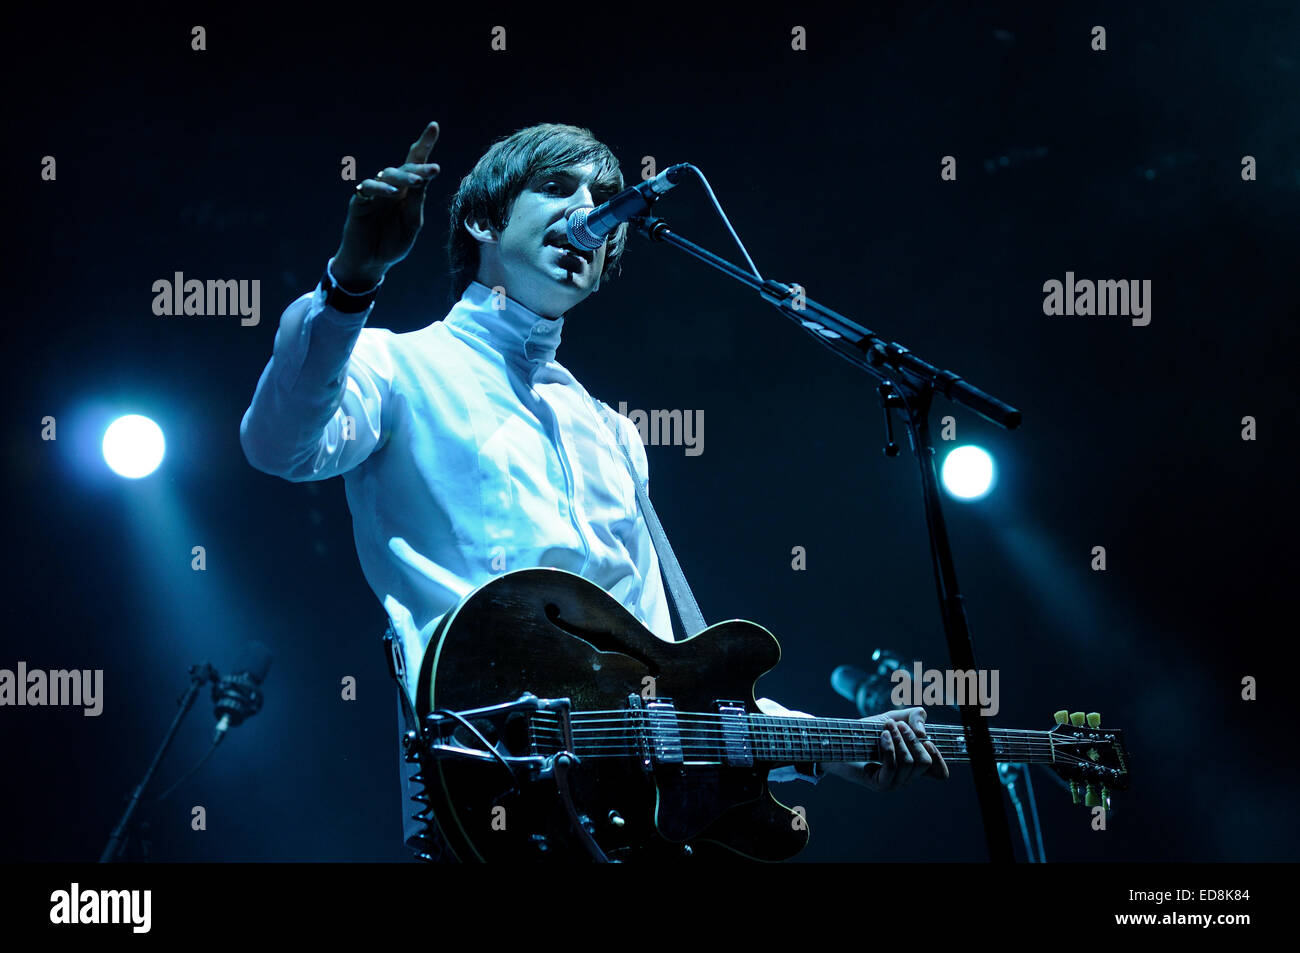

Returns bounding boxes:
[239,120,946,860]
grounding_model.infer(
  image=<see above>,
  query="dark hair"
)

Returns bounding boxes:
[446,123,628,303]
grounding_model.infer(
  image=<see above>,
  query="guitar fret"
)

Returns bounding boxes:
[739,716,1067,767]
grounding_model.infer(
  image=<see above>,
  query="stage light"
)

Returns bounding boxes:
[102,415,165,479]
[941,445,995,501]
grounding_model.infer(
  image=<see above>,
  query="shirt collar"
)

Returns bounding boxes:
[445,281,564,369]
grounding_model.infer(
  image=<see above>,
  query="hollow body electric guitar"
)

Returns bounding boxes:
[409,568,1130,862]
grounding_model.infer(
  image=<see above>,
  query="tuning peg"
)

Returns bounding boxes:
[1054,710,1069,725]
[1069,780,1080,804]
[1084,783,1101,807]
[1101,786,1112,812]
[1069,712,1085,727]
[1086,712,1101,728]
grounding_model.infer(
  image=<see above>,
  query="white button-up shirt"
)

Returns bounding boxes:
[241,277,675,702]
[240,272,816,854]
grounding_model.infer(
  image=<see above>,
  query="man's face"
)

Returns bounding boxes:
[468,161,617,319]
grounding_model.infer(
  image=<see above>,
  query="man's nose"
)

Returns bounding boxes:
[566,185,598,216]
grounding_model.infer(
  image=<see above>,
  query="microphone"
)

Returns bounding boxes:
[212,642,272,743]
[831,649,905,718]
[566,162,691,251]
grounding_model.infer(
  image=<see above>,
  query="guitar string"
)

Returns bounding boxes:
[529,712,1095,737]
[530,722,1086,748]
[525,729,1086,762]
[550,729,1079,743]
[529,721,1067,740]
[522,747,1092,768]
[525,734,1068,758]
[542,729,1070,745]
[527,725,1059,745]
[526,708,1100,721]
[454,711,1106,764]
[517,744,1090,766]
[525,717,1072,753]
[529,712,1070,732]
[519,727,1082,763]
[526,708,1091,720]
[525,717,1073,746]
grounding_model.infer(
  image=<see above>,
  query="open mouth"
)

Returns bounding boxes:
[545,239,593,265]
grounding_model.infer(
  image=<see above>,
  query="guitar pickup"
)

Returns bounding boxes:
[628,694,683,766]
[715,701,753,767]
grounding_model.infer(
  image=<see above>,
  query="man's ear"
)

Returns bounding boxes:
[463,216,498,245]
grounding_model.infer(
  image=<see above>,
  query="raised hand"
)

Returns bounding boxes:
[332,121,442,290]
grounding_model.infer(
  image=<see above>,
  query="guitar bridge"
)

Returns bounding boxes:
[415,692,574,783]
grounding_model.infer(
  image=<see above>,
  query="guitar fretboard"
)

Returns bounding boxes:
[528,710,1059,767]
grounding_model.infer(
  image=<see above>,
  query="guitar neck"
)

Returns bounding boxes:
[558,710,1060,767]
[748,714,1056,766]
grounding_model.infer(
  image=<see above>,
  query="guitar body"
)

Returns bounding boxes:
[414,567,810,862]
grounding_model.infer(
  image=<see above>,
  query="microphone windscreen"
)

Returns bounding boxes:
[566,208,600,251]
[831,665,867,702]
[233,642,273,684]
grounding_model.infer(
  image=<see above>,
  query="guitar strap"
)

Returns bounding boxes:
[598,402,707,642]
[385,621,419,733]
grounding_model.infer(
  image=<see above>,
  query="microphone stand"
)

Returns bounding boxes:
[99,662,216,863]
[630,214,1019,862]
[998,762,1047,863]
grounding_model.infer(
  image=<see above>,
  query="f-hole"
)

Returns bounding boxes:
[543,602,660,675]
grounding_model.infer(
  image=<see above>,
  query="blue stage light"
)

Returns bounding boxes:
[941,445,995,501]
[102,415,165,479]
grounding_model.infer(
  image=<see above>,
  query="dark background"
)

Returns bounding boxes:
[4,1,1296,863]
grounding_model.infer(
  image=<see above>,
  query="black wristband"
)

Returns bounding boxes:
[321,263,381,314]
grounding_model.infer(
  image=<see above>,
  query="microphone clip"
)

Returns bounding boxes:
[211,672,264,728]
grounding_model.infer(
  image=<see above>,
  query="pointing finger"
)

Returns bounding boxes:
[405,121,441,165]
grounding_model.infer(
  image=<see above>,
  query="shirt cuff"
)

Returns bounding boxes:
[767,763,825,784]
[323,257,385,312]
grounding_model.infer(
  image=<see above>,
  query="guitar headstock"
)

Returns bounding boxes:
[1045,710,1130,811]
